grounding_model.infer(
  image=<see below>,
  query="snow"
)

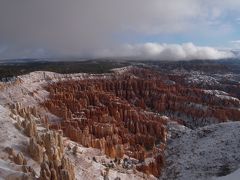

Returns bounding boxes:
[0,104,28,153]
[111,66,133,74]
[0,104,41,179]
[63,140,157,180]
[0,70,156,180]
[1,70,240,180]
[0,159,28,179]
[162,121,240,180]
[215,94,240,102]
[204,90,240,102]
[203,90,229,96]
[214,168,240,180]
[184,71,220,86]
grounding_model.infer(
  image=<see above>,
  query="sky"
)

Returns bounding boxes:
[0,0,240,60]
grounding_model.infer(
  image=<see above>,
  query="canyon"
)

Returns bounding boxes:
[0,61,240,179]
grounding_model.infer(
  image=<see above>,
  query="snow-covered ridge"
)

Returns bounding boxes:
[18,71,113,84]
[162,121,240,180]
[215,168,240,180]
[204,90,240,102]
[203,90,229,96]
[1,68,240,179]
[186,72,219,86]
[0,69,157,180]
[0,70,118,108]
[111,65,134,74]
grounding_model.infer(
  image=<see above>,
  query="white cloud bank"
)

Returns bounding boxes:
[98,43,234,61]
[230,40,240,44]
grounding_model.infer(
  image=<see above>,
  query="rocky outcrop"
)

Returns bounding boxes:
[42,69,170,177]
[41,68,240,177]
[5,147,27,166]
[39,156,75,180]
[136,154,164,177]
[4,147,36,178]
[24,118,37,137]
[28,129,75,179]
[9,102,75,180]
[10,103,38,137]
[14,152,26,165]
[29,137,44,163]
[27,129,75,180]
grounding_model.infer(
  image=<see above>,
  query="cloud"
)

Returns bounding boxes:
[230,40,240,44]
[229,40,240,49]
[0,0,201,56]
[97,43,234,60]
[0,0,240,59]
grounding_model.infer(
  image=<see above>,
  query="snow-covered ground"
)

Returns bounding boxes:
[204,90,240,102]
[162,122,240,180]
[1,70,240,180]
[184,71,220,86]
[0,104,40,179]
[0,71,155,180]
[111,66,133,74]
[214,167,240,180]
